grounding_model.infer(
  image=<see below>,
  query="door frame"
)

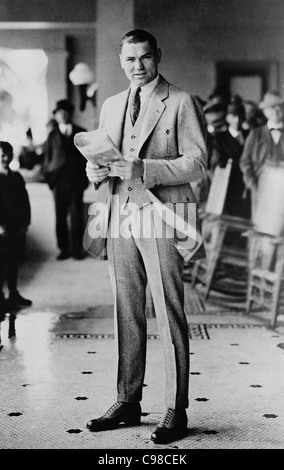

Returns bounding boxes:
[216,60,279,101]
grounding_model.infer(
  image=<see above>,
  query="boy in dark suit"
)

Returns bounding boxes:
[0,141,32,312]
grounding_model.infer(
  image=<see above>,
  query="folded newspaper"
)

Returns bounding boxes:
[74,128,123,176]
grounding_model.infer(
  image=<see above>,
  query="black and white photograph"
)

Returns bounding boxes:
[0,0,283,455]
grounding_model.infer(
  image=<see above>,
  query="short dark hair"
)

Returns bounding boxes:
[0,141,13,155]
[120,29,158,51]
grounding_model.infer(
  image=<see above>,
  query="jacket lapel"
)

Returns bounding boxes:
[107,89,130,150]
[279,130,284,155]
[138,76,169,155]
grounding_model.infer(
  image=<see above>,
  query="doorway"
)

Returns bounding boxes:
[0,48,48,153]
[216,60,279,103]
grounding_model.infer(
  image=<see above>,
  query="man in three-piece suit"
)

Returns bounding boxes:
[44,99,89,260]
[85,30,207,444]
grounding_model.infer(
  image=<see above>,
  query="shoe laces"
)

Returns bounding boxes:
[159,408,175,427]
[105,402,121,416]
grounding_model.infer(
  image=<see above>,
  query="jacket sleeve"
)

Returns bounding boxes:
[18,173,31,226]
[92,100,109,191]
[0,183,5,227]
[240,130,258,189]
[143,94,208,188]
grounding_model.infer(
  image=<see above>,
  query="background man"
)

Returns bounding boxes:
[85,30,207,445]
[44,99,89,260]
[240,91,284,215]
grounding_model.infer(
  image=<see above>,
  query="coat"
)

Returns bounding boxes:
[240,124,284,190]
[84,75,208,261]
[0,171,31,230]
[0,170,31,260]
[211,129,251,218]
[44,124,89,191]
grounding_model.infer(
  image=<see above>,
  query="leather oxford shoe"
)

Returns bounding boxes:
[86,402,141,432]
[56,251,70,260]
[151,408,188,444]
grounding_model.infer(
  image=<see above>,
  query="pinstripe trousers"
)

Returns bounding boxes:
[107,199,190,410]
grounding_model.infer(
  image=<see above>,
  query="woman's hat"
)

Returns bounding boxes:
[53,99,75,114]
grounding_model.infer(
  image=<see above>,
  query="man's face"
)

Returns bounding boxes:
[226,113,243,131]
[54,109,71,125]
[205,110,225,133]
[263,104,284,125]
[0,148,13,172]
[120,41,161,87]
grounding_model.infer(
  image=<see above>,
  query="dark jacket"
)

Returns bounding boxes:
[210,129,251,219]
[44,124,89,191]
[0,170,31,230]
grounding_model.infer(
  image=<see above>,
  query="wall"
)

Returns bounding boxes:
[0,0,135,129]
[0,0,97,22]
[0,0,284,129]
[135,0,284,100]
[95,0,134,111]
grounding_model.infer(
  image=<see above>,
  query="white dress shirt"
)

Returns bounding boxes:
[267,121,283,145]
[59,123,72,136]
[130,74,160,110]
[228,126,244,145]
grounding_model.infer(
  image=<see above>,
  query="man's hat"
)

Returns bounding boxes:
[203,96,226,115]
[227,95,245,118]
[259,91,284,110]
[53,99,75,114]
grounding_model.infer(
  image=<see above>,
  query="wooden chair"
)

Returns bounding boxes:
[245,165,284,328]
[245,231,284,328]
[191,159,251,299]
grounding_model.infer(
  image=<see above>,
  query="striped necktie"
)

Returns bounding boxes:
[130,87,141,126]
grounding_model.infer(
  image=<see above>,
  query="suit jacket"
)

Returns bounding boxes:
[211,129,251,218]
[0,170,31,229]
[44,124,89,191]
[0,169,31,259]
[85,75,208,260]
[240,125,284,190]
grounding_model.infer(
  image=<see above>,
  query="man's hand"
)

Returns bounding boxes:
[110,155,144,180]
[86,161,110,184]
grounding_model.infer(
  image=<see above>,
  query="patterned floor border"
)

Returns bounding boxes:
[54,325,209,341]
[53,323,271,342]
[53,325,211,340]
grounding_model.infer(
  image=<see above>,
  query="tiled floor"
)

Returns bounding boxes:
[1,183,284,450]
[1,308,284,449]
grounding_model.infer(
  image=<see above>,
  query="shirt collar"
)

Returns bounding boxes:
[267,121,283,130]
[130,74,160,97]
[229,126,240,138]
[59,123,72,135]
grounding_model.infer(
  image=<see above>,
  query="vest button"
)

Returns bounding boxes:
[131,135,136,139]
[130,148,135,152]
[127,187,132,191]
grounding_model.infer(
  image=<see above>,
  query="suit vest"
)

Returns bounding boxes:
[113,92,153,207]
[267,132,284,165]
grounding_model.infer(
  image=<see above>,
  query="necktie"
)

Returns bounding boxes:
[130,87,141,126]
